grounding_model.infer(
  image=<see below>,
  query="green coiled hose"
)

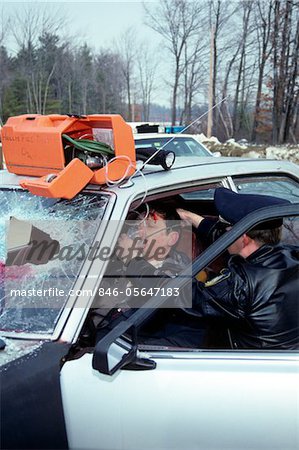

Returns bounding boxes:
[62,134,114,156]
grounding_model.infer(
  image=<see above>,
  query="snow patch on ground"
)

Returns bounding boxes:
[265,146,299,162]
[246,151,263,159]
[195,134,299,165]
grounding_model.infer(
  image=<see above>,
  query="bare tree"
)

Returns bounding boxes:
[11,5,66,114]
[278,2,299,143]
[232,1,253,134]
[217,42,241,139]
[93,50,126,115]
[207,0,238,135]
[137,42,158,121]
[181,37,209,125]
[144,0,203,125]
[0,7,10,46]
[272,0,299,143]
[0,8,11,123]
[251,0,274,141]
[116,27,136,121]
[73,43,93,115]
[57,42,76,113]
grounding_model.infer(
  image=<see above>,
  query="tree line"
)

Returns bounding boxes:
[0,0,298,144]
[0,8,129,123]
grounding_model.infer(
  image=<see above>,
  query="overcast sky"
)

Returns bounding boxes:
[1,1,162,52]
[1,1,171,104]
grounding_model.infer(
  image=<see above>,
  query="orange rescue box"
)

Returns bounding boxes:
[1,114,136,199]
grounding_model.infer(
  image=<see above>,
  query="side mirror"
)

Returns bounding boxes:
[213,151,221,157]
[92,322,137,375]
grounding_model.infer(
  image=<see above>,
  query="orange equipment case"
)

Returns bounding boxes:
[1,114,136,199]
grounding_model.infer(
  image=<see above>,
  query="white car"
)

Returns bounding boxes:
[0,156,299,450]
[134,133,214,157]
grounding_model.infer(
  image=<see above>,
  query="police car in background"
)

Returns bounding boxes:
[130,122,216,158]
[134,133,214,157]
[0,155,299,450]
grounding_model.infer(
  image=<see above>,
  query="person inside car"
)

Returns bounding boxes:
[98,204,190,307]
[138,203,190,273]
[127,188,299,350]
[94,204,208,347]
[130,204,208,347]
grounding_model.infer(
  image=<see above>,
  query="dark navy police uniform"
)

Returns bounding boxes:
[192,188,299,349]
[192,244,299,349]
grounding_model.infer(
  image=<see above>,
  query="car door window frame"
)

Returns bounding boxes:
[231,174,299,202]
[93,203,299,368]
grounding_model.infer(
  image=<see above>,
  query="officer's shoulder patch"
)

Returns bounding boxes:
[204,271,230,287]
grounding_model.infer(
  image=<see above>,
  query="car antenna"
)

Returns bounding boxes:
[139,96,228,171]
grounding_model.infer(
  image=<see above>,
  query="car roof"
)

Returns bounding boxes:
[1,157,298,199]
[133,156,299,188]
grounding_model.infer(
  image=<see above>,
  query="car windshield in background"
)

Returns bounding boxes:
[0,190,109,335]
[134,137,210,157]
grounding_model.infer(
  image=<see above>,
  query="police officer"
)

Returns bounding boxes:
[128,188,299,350]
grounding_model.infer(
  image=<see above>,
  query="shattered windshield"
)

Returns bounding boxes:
[0,189,109,335]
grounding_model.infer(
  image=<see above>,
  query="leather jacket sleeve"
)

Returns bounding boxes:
[126,256,250,322]
[127,246,299,350]
[192,258,250,320]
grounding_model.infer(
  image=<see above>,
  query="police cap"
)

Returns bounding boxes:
[214,187,290,229]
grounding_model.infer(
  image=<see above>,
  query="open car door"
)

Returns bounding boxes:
[60,203,299,450]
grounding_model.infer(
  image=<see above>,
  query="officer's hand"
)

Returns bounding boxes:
[176,208,204,228]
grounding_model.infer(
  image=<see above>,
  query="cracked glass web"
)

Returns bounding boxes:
[0,189,109,335]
